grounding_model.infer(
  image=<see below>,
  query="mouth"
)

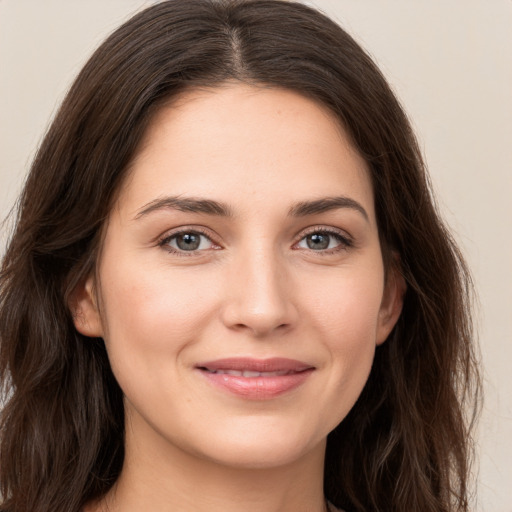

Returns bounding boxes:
[201,369,298,377]
[195,358,315,399]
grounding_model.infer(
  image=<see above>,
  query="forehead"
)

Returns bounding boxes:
[119,84,375,222]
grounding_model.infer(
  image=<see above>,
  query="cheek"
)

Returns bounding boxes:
[97,256,222,373]
[304,263,384,384]
[309,263,384,338]
[316,280,383,425]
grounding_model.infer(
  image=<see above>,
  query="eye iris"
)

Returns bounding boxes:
[307,233,330,250]
[176,233,201,251]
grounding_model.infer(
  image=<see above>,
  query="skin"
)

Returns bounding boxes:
[75,84,404,512]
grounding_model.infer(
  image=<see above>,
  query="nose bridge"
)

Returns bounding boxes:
[221,239,297,336]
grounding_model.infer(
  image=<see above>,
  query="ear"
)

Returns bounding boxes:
[376,264,406,346]
[69,274,104,338]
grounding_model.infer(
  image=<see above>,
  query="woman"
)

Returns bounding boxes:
[0,1,480,511]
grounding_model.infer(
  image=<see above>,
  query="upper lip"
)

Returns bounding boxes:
[196,357,314,373]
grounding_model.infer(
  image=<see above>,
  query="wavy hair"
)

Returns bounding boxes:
[0,1,480,511]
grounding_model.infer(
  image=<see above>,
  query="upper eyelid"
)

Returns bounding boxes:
[157,224,353,249]
[158,228,220,257]
[158,226,217,244]
[293,227,355,253]
[296,225,352,241]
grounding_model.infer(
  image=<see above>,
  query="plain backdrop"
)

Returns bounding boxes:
[0,1,511,510]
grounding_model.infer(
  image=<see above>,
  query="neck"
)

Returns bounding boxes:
[87,412,328,512]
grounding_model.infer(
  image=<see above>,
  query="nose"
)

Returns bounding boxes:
[220,247,299,337]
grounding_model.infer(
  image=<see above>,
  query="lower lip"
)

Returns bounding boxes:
[198,369,314,399]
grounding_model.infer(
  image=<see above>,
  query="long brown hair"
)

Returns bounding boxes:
[0,1,480,511]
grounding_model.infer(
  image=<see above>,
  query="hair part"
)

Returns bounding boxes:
[0,1,480,511]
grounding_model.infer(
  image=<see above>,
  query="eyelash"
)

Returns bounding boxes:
[158,227,217,257]
[296,227,354,255]
[158,226,353,257]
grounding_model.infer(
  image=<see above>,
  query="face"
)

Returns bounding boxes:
[74,84,403,471]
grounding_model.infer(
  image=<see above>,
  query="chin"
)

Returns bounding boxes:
[202,441,319,470]
[189,417,327,470]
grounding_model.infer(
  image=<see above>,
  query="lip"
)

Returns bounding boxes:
[195,358,315,400]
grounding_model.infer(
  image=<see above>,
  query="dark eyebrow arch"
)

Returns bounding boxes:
[288,196,369,222]
[135,195,368,222]
[135,196,233,219]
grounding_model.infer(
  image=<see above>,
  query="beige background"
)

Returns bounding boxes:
[1,1,511,510]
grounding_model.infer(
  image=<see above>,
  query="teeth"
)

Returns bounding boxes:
[242,370,261,377]
[206,369,292,377]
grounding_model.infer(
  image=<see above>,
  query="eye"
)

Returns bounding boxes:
[296,230,352,252]
[160,230,218,253]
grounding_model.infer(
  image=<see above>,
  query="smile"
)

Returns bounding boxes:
[196,358,315,399]
[203,369,296,377]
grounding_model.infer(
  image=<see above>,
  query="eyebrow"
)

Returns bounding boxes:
[288,196,369,222]
[135,196,233,219]
[134,195,368,222]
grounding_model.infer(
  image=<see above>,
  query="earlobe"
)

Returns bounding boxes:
[376,266,406,346]
[69,275,104,338]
